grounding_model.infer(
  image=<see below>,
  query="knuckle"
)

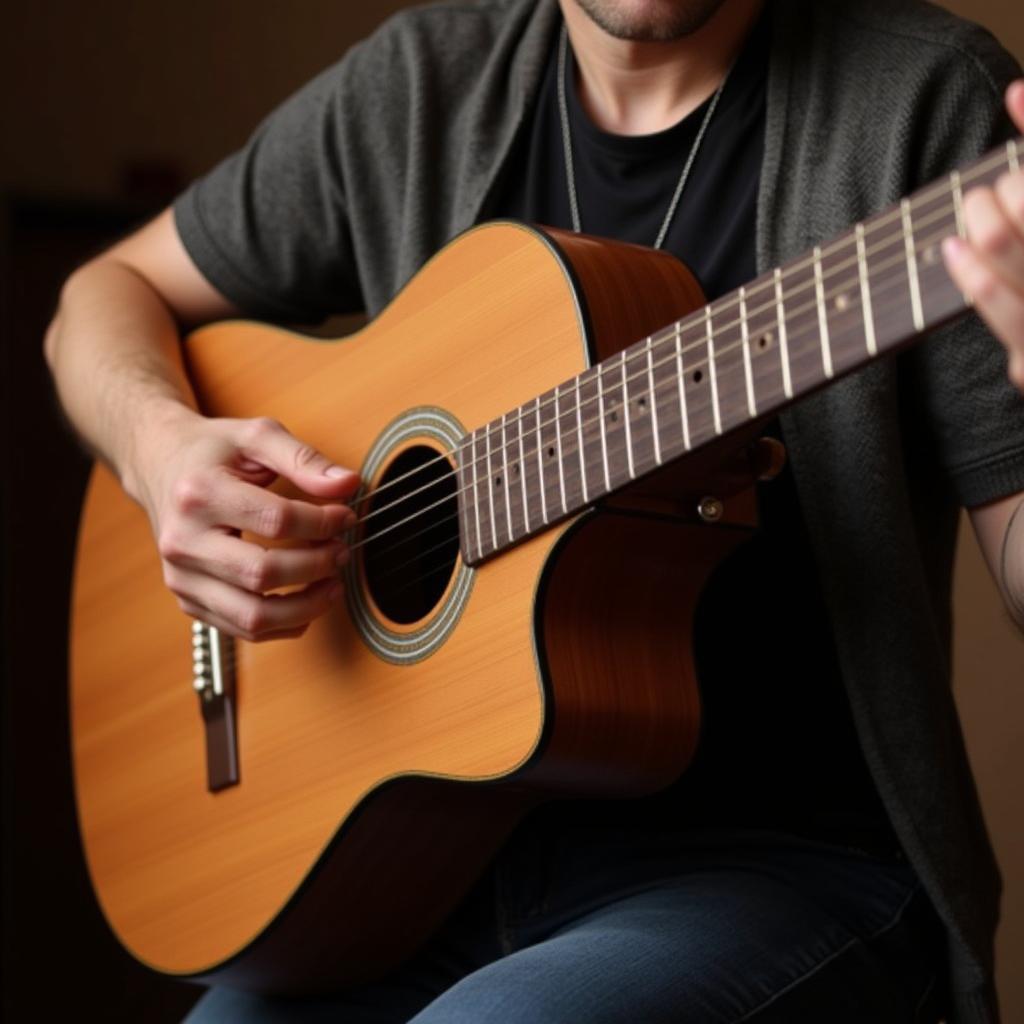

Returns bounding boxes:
[171,476,206,515]
[293,442,325,472]
[237,600,270,638]
[242,552,273,592]
[157,528,187,563]
[256,503,288,539]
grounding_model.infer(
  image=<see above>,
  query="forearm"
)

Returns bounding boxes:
[1000,497,1024,630]
[45,258,200,498]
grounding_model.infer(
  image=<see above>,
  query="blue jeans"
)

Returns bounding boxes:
[184,824,943,1023]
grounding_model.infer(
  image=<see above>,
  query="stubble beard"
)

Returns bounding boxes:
[570,0,731,42]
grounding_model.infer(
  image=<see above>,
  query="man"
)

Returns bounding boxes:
[45,0,1024,1021]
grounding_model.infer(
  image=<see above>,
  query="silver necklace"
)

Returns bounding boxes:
[557,24,732,250]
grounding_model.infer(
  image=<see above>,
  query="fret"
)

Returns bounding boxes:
[574,375,589,503]
[504,411,527,544]
[818,234,868,376]
[596,364,611,491]
[745,271,787,411]
[906,184,965,327]
[813,245,833,378]
[855,223,877,356]
[470,428,484,561]
[620,350,637,479]
[739,286,757,418]
[554,384,569,514]
[516,406,532,532]
[1009,139,1020,174]
[674,322,691,449]
[645,337,662,465]
[704,306,723,435]
[901,199,925,332]
[705,300,749,433]
[951,170,965,238]
[534,396,549,525]
[773,268,793,399]
[483,424,501,551]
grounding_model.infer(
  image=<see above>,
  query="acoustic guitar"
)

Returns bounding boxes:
[70,138,1021,992]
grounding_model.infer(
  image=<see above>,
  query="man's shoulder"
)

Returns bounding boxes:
[816,0,1019,95]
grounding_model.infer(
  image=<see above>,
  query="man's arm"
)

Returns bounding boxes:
[946,81,1024,629]
[45,210,360,642]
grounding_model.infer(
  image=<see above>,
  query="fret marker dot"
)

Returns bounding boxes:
[834,293,851,313]
[547,446,555,459]
[758,333,773,350]
[494,477,502,488]
[692,370,703,384]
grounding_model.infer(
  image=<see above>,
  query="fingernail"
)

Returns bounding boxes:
[325,466,350,479]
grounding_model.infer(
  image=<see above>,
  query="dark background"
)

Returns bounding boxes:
[1,2,1022,1021]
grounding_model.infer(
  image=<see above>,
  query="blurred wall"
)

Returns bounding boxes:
[2,0,1023,1020]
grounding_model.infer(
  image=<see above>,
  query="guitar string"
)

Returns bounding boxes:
[340,142,1017,521]
[345,206,971,555]
[349,231,965,577]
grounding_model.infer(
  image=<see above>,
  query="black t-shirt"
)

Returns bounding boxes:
[486,9,896,852]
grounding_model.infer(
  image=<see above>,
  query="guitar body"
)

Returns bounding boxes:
[70,223,754,991]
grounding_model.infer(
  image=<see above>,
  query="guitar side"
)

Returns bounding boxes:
[70,222,725,991]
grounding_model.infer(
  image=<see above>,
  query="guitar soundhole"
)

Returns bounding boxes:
[363,444,460,625]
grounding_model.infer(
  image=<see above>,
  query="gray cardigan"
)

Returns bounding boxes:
[175,2,1024,1020]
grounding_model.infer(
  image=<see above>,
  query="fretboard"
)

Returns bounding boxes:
[457,138,1023,565]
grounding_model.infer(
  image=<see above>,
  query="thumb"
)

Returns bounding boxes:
[1008,80,1024,136]
[238,417,361,499]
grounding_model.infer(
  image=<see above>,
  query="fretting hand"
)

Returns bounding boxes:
[944,79,1024,391]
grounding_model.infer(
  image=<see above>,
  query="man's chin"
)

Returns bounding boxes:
[569,0,731,42]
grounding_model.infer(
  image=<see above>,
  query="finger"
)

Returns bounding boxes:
[962,182,1024,290]
[172,572,343,641]
[172,532,349,594]
[943,236,1024,389]
[176,599,308,644]
[236,417,361,499]
[176,474,355,541]
[1008,80,1024,135]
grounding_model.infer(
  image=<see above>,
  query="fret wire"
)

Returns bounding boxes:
[500,413,514,542]
[484,426,498,552]
[674,322,691,449]
[516,405,531,533]
[621,351,637,478]
[901,199,925,332]
[596,365,612,491]
[574,376,589,503]
[950,170,966,238]
[705,306,723,435]
[773,268,793,399]
[855,223,877,356]
[645,337,662,465]
[739,285,757,418]
[534,396,549,525]
[554,384,568,514]
[470,429,484,560]
[1009,139,1020,174]
[813,245,833,378]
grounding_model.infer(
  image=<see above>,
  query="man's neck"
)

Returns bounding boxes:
[559,0,764,136]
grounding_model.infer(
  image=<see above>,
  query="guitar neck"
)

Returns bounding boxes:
[458,137,1023,565]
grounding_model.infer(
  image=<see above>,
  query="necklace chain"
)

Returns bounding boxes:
[557,24,732,250]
